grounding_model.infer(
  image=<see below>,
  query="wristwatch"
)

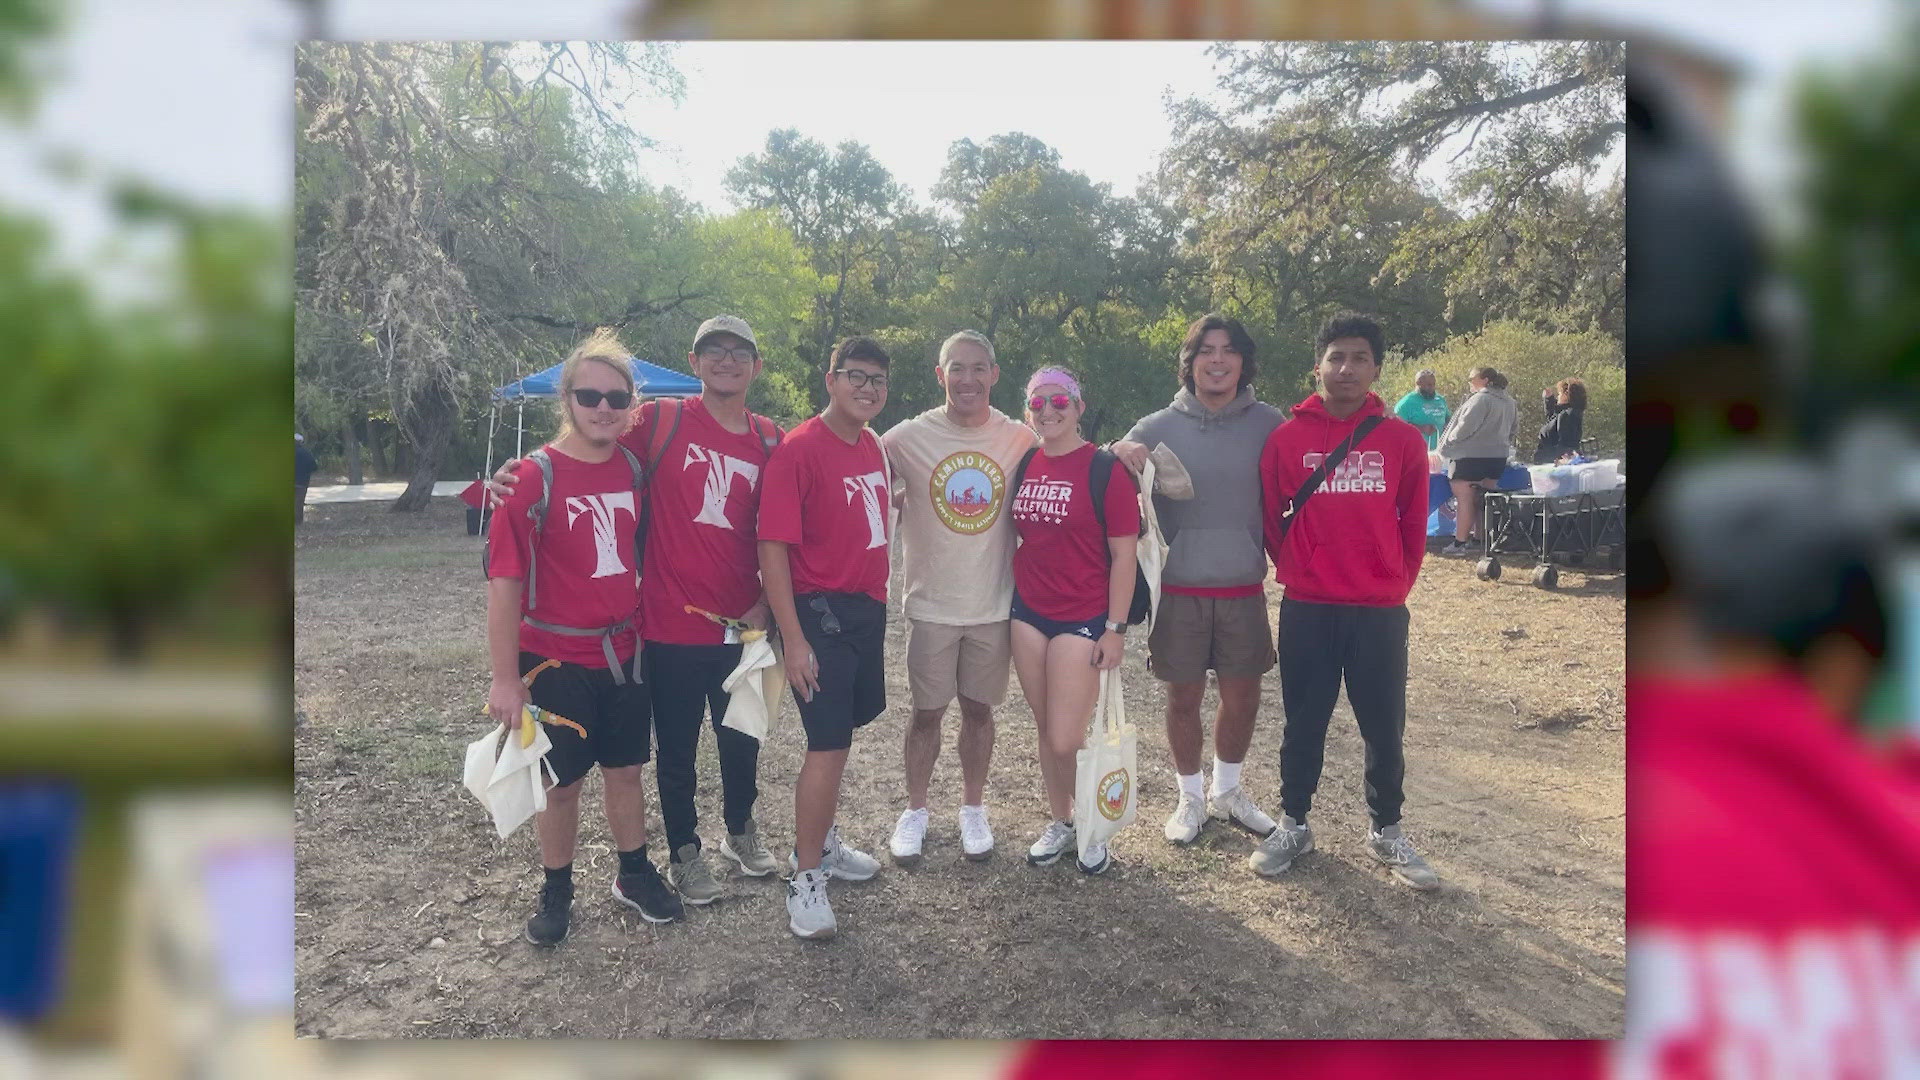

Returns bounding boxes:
[1104,619,1126,635]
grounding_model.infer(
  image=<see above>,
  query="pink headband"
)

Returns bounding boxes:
[1025,366,1083,400]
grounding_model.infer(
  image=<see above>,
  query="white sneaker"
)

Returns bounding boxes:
[786,868,836,940]
[1207,786,1278,837]
[1077,840,1111,875]
[1026,820,1076,866]
[1163,791,1208,844]
[889,807,928,866]
[791,824,881,881]
[959,804,994,861]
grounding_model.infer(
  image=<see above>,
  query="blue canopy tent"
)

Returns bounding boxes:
[483,356,700,483]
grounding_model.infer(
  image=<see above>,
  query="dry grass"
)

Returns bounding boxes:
[295,499,1622,1039]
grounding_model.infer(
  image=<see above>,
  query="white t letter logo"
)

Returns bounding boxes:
[844,471,888,549]
[565,492,638,578]
[685,444,760,529]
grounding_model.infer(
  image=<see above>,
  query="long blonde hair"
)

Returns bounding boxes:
[556,328,636,439]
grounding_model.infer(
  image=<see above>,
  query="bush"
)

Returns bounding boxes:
[1378,321,1624,461]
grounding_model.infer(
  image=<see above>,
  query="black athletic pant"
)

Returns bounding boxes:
[1276,597,1410,830]
[644,641,760,858]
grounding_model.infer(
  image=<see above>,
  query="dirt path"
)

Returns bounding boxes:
[294,499,1623,1039]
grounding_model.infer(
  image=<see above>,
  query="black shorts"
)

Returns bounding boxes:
[519,651,652,788]
[791,592,887,752]
[1010,589,1105,642]
[1448,457,1507,483]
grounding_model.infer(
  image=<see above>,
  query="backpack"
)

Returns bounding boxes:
[628,398,781,577]
[1012,446,1153,626]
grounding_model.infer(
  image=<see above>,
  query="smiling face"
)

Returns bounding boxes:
[565,356,634,448]
[826,357,889,426]
[1025,381,1083,441]
[936,340,998,420]
[688,331,761,397]
[1191,328,1245,402]
[1316,335,1380,412]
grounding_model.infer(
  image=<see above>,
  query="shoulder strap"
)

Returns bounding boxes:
[749,413,780,459]
[642,398,685,478]
[1279,415,1385,540]
[1011,447,1039,499]
[524,448,556,610]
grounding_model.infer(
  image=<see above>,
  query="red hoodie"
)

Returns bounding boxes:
[1260,392,1429,606]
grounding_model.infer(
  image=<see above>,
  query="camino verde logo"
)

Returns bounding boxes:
[930,450,1005,535]
[1097,768,1130,821]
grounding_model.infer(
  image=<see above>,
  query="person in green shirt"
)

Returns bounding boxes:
[1393,368,1450,451]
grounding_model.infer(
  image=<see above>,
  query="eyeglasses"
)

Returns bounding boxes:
[1029,394,1073,412]
[833,369,889,390]
[571,388,634,410]
[697,345,756,363]
[808,594,841,635]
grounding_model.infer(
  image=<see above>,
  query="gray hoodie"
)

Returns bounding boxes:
[1124,387,1285,589]
[1436,385,1518,462]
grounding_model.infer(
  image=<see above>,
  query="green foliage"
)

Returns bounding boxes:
[1381,321,1625,459]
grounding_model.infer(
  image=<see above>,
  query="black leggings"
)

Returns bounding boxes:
[1276,598,1410,830]
[644,641,761,856]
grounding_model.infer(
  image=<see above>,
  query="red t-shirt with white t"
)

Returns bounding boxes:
[623,398,783,646]
[485,445,642,667]
[1009,443,1140,622]
[755,416,890,604]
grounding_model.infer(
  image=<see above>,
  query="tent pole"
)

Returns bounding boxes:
[515,398,525,460]
[481,403,500,531]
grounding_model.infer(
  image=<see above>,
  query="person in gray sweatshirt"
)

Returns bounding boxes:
[1434,367,1519,555]
[1110,314,1287,848]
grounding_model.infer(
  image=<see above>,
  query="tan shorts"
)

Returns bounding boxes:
[906,618,1013,711]
[1147,592,1277,684]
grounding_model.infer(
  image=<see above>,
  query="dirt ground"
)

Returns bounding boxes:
[294,498,1623,1040]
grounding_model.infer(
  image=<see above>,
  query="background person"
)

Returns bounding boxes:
[1434,366,1517,556]
[1392,368,1450,451]
[1534,377,1588,463]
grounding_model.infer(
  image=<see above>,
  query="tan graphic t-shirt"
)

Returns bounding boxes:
[882,406,1037,625]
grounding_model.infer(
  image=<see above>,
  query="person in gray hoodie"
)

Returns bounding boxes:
[1111,314,1287,847]
[1434,366,1518,556]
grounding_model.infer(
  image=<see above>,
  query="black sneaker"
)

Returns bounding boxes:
[525,878,573,947]
[612,864,684,924]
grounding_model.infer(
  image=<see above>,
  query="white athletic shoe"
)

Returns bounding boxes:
[1208,785,1278,837]
[889,807,928,866]
[786,868,836,940]
[791,824,881,882]
[959,804,994,861]
[1026,820,1076,866]
[1163,791,1208,844]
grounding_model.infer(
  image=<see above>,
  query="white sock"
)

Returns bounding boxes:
[1178,772,1204,801]
[1212,759,1242,797]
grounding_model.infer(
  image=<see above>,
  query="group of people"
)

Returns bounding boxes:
[481,310,1439,945]
[1393,367,1591,557]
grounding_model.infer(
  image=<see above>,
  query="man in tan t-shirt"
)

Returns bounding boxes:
[880,330,1037,864]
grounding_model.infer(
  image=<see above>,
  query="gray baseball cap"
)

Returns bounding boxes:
[692,315,757,353]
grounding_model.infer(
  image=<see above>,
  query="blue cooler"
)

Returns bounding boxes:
[0,782,80,1022]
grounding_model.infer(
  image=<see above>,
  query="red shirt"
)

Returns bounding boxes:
[1260,392,1429,607]
[1010,444,1140,622]
[1014,667,1920,1079]
[755,416,891,604]
[623,398,782,645]
[484,445,642,667]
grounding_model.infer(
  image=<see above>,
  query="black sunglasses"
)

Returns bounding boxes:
[571,388,634,410]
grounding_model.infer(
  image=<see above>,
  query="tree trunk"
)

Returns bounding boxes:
[366,417,390,476]
[340,413,364,484]
[392,388,457,511]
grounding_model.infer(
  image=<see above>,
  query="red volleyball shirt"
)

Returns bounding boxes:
[755,416,891,604]
[1009,443,1139,622]
[485,445,642,667]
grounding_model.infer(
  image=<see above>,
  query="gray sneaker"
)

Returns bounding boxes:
[1207,785,1277,837]
[1026,820,1076,866]
[719,820,779,878]
[789,824,881,882]
[669,843,725,905]
[1248,814,1314,876]
[1368,824,1441,891]
[786,868,836,940]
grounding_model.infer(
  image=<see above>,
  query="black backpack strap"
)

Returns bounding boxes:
[523,448,556,610]
[633,399,684,578]
[749,413,780,459]
[1278,415,1385,541]
[1011,447,1039,502]
[1089,448,1112,531]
